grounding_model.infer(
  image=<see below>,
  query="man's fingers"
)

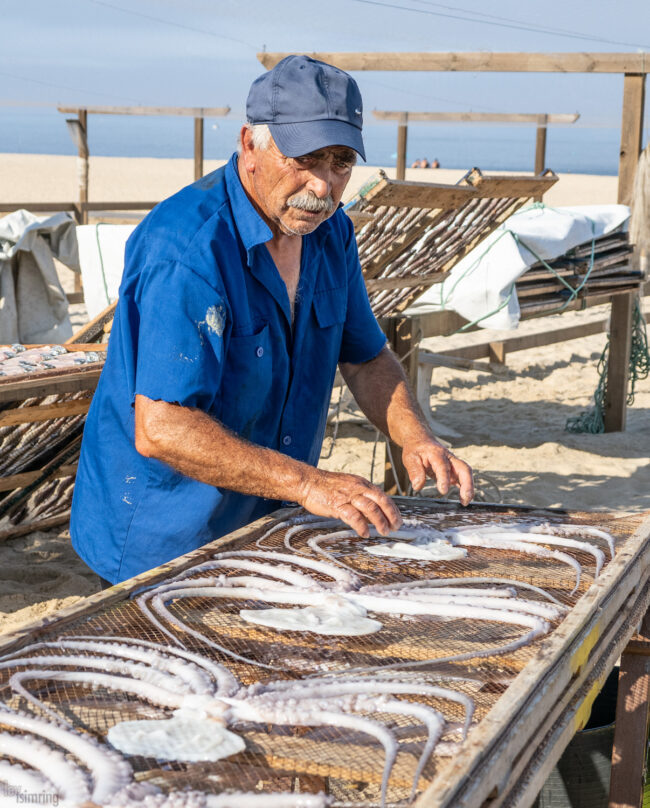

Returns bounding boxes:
[450,456,474,506]
[425,451,451,497]
[337,503,371,538]
[357,487,402,531]
[403,454,427,493]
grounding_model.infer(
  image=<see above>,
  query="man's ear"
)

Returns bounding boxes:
[239,126,257,173]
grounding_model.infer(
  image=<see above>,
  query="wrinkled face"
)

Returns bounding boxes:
[240,130,357,236]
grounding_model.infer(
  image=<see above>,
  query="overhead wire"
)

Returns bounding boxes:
[352,0,650,50]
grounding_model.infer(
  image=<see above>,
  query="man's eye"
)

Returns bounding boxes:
[294,156,317,168]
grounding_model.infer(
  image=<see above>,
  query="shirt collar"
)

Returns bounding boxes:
[225,152,273,252]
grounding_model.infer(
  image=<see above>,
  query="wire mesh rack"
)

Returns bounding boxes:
[0,499,648,808]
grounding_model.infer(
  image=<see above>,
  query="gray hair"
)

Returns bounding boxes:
[238,123,273,153]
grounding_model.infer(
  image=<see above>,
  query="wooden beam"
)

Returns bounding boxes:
[396,120,408,180]
[0,368,103,404]
[258,52,650,74]
[604,292,635,432]
[609,611,650,808]
[57,105,230,117]
[373,110,579,125]
[618,74,646,206]
[0,465,77,493]
[194,117,204,181]
[463,169,558,198]
[0,399,91,427]
[362,177,476,209]
[0,511,71,543]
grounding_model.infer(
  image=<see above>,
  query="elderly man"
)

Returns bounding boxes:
[70,55,473,585]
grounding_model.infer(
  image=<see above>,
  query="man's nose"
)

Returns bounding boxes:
[305,166,333,198]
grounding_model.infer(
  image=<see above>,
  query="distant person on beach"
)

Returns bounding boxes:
[432,158,440,169]
[70,55,473,586]
[420,158,430,168]
[410,158,421,168]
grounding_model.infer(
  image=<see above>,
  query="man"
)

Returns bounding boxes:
[70,55,473,585]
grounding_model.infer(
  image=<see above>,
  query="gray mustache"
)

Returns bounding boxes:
[287,192,334,213]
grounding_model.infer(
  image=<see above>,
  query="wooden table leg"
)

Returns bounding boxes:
[608,611,650,808]
[604,292,635,433]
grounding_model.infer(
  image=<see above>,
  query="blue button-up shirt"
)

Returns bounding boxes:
[70,153,386,583]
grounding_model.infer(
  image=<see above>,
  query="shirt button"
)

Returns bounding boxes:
[256,346,264,358]
[282,435,292,446]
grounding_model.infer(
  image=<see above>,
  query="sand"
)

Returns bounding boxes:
[0,152,646,636]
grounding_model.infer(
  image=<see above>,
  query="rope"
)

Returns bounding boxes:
[94,223,111,306]
[566,298,650,433]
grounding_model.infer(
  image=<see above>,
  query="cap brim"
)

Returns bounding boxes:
[268,119,366,161]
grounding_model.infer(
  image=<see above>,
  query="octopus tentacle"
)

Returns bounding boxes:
[361,577,565,606]
[0,708,133,804]
[213,550,359,589]
[0,759,59,802]
[0,732,90,805]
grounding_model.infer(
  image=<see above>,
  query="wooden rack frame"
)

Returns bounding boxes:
[372,109,580,184]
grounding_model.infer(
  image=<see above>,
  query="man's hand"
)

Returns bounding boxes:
[298,468,402,538]
[402,437,474,505]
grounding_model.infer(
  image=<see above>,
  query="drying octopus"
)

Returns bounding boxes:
[0,636,476,807]
[131,512,616,676]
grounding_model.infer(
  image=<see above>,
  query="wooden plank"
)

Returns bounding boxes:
[604,292,635,431]
[608,611,650,808]
[364,178,476,209]
[618,74,646,206]
[465,170,558,198]
[0,465,77,493]
[419,350,505,374]
[258,52,650,74]
[374,110,579,125]
[0,399,91,426]
[1,344,106,352]
[57,105,230,117]
[0,511,71,543]
[194,117,204,181]
[396,122,408,180]
[534,116,547,200]
[365,272,446,293]
[0,202,79,215]
[0,368,102,404]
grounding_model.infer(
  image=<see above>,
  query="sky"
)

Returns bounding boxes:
[1,0,648,170]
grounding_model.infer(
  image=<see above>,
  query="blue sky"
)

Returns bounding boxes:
[1,0,648,169]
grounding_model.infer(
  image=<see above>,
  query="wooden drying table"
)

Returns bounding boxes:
[0,499,649,808]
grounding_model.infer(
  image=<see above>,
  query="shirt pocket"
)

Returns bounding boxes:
[313,287,347,329]
[218,322,272,438]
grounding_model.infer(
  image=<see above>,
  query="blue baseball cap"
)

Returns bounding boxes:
[246,55,366,161]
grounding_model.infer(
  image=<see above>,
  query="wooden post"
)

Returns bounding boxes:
[77,109,89,226]
[384,315,420,494]
[608,611,650,808]
[604,73,645,432]
[534,114,548,201]
[194,116,204,181]
[396,113,408,180]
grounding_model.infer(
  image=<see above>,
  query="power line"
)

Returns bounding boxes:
[352,0,650,50]
[85,0,259,50]
[409,0,650,49]
[0,69,142,104]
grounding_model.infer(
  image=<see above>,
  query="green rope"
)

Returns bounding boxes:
[566,298,650,433]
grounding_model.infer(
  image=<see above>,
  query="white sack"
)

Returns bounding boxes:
[0,209,79,343]
[407,204,631,330]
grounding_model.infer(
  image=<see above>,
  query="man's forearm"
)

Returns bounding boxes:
[134,394,403,535]
[135,395,314,502]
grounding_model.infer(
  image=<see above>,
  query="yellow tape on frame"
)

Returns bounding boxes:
[571,621,601,675]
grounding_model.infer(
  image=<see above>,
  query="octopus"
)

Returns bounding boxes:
[133,541,567,675]
[0,636,476,807]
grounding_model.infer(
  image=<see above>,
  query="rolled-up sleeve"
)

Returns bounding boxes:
[338,217,387,364]
[132,260,227,410]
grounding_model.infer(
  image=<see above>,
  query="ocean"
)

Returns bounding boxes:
[0,107,630,175]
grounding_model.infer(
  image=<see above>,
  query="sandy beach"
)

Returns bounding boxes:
[0,153,646,636]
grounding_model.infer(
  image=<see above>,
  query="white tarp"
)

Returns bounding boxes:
[407,204,631,330]
[76,224,135,320]
[0,209,79,343]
